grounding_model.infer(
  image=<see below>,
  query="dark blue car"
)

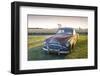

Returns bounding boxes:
[43,28,78,55]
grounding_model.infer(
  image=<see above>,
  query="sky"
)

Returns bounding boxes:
[28,15,88,29]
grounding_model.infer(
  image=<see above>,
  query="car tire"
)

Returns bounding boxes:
[72,43,75,49]
[69,44,72,53]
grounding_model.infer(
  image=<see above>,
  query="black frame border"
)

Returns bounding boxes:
[11,1,98,74]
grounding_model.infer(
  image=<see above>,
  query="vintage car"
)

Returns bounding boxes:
[43,28,79,55]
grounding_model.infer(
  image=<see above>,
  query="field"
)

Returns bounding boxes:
[28,34,88,61]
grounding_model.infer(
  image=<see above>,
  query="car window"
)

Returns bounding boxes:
[56,28,73,35]
[57,30,64,34]
[73,29,76,35]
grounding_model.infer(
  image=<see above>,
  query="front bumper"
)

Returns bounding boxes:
[43,45,70,54]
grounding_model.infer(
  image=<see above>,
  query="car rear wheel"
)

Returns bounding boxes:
[72,43,75,49]
[68,44,72,53]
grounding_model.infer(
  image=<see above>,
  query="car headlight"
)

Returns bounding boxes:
[66,41,70,47]
[43,41,47,45]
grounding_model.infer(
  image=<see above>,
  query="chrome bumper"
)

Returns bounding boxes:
[42,48,69,54]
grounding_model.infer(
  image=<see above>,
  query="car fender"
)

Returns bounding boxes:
[68,34,79,48]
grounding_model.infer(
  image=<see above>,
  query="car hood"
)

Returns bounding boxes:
[47,34,72,43]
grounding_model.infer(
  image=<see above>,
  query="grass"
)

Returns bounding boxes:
[28,34,88,61]
[28,36,45,48]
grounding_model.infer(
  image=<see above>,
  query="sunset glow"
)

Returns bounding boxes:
[28,15,88,29]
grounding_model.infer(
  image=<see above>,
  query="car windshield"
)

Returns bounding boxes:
[56,28,73,35]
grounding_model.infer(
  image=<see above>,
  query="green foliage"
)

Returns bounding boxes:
[28,36,45,48]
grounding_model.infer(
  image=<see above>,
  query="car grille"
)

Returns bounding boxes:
[48,44,61,49]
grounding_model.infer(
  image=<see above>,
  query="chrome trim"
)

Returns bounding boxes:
[43,47,69,54]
